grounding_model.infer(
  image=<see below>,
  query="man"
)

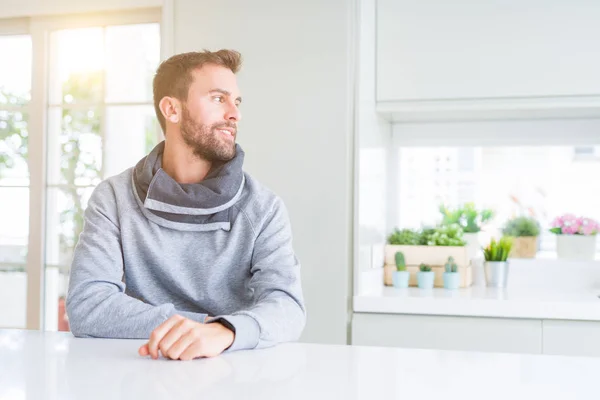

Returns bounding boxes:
[66,49,306,360]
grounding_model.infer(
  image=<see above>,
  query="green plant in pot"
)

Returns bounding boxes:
[482,237,513,288]
[440,203,494,259]
[392,251,410,288]
[502,216,540,259]
[417,263,435,289]
[387,228,421,245]
[443,256,460,290]
[439,203,494,234]
[422,224,466,246]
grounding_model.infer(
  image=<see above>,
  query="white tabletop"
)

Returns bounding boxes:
[354,286,600,321]
[1,329,599,400]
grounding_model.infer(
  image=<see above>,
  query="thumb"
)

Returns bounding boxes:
[138,343,150,356]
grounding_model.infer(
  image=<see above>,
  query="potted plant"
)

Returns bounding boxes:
[384,224,472,288]
[502,216,541,258]
[417,263,435,289]
[550,214,599,260]
[384,228,421,285]
[443,256,460,289]
[439,202,494,260]
[482,237,513,288]
[392,251,410,288]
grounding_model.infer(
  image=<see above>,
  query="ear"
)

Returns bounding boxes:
[159,96,181,124]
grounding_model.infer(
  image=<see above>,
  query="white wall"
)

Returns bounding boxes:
[173,0,356,344]
[0,0,160,18]
[354,0,392,295]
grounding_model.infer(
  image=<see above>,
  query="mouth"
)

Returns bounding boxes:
[217,128,236,140]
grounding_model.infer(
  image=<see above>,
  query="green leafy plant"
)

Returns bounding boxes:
[483,237,513,262]
[502,216,540,237]
[422,224,466,246]
[419,263,432,272]
[395,251,406,272]
[387,228,421,245]
[440,202,494,233]
[444,256,458,273]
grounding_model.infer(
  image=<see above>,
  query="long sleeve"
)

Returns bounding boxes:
[66,181,207,338]
[208,198,307,351]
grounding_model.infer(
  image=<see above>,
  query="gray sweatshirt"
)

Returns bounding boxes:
[66,142,306,352]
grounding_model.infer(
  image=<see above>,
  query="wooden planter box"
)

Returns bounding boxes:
[385,245,470,267]
[510,236,538,259]
[383,245,472,288]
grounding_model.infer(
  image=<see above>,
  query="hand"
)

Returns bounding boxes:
[138,315,234,361]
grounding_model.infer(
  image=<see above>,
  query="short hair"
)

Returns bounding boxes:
[152,49,242,132]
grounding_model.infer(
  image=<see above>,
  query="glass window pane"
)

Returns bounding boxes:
[398,146,600,256]
[0,266,27,329]
[105,23,160,103]
[0,187,28,329]
[0,187,29,264]
[48,28,104,105]
[104,105,161,178]
[46,107,102,186]
[0,35,32,104]
[0,110,29,184]
[45,186,94,332]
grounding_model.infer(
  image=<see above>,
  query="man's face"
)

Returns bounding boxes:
[180,64,242,162]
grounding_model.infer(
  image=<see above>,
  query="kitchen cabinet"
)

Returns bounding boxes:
[352,313,542,354]
[543,320,600,357]
[376,0,600,120]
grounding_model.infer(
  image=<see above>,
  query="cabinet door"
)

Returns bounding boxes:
[352,313,542,354]
[377,0,600,102]
[543,320,600,357]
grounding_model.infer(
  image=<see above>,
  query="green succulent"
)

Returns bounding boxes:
[502,216,540,237]
[419,263,432,272]
[387,228,421,245]
[422,224,466,246]
[395,251,406,272]
[444,256,458,273]
[483,237,513,262]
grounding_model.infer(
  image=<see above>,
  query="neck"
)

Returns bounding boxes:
[161,137,212,184]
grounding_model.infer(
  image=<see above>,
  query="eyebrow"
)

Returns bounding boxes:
[209,88,242,104]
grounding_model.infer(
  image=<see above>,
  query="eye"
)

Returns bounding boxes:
[213,96,224,103]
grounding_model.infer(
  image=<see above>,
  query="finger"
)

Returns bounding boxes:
[179,340,206,361]
[138,343,149,357]
[148,314,184,359]
[159,319,195,359]
[166,330,197,360]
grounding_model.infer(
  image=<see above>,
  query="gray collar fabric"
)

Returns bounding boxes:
[132,141,245,231]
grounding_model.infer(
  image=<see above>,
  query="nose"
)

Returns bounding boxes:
[225,102,241,122]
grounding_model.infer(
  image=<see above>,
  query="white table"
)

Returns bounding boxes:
[1,329,599,400]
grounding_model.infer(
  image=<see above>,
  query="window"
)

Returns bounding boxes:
[397,145,600,257]
[0,34,32,328]
[0,9,163,331]
[45,22,161,332]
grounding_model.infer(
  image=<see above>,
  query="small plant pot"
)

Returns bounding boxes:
[392,271,410,288]
[443,272,461,290]
[417,271,435,289]
[556,235,597,261]
[484,261,509,288]
[510,236,538,258]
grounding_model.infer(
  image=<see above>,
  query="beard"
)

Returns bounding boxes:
[180,106,237,162]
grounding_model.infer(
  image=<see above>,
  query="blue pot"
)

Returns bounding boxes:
[392,271,410,288]
[443,272,460,289]
[417,271,435,289]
